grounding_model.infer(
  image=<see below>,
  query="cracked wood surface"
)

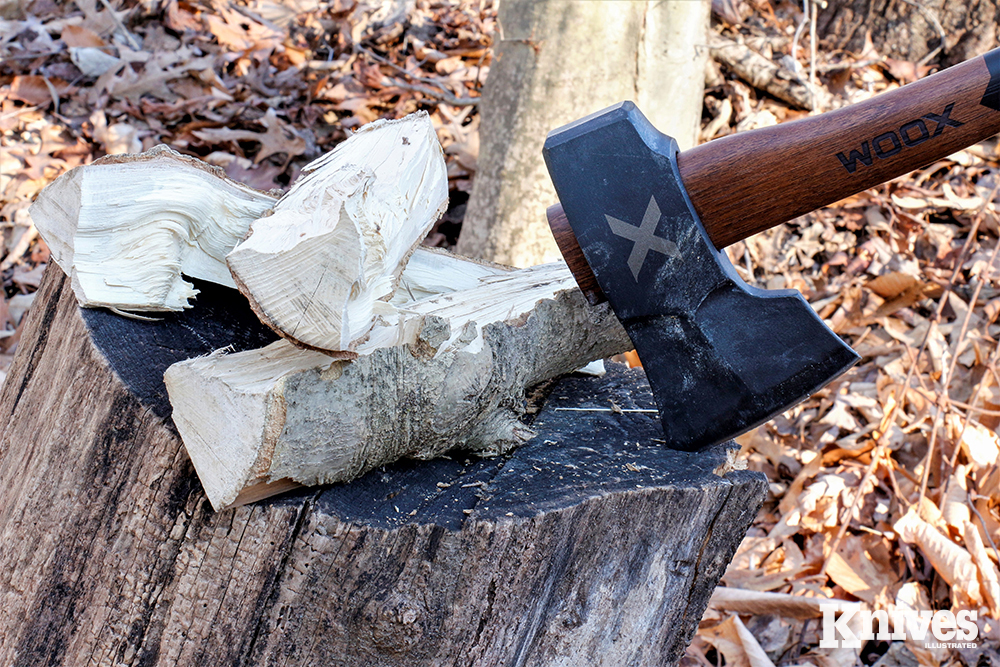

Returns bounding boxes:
[0,265,766,666]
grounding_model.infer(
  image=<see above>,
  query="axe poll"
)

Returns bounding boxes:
[543,48,1000,453]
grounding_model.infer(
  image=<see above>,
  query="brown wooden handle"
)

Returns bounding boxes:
[547,203,606,305]
[550,49,1000,300]
[681,48,1000,248]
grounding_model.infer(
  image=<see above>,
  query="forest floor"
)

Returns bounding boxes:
[2,1,1000,665]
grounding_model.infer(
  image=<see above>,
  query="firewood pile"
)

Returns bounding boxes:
[2,1,1000,665]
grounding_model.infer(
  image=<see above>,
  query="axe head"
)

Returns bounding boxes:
[543,102,860,452]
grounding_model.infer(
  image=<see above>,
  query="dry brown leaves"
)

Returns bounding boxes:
[4,1,1000,664]
[684,3,1000,666]
[1,0,492,382]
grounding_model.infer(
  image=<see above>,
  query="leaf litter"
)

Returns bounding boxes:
[686,2,1000,666]
[2,1,1000,665]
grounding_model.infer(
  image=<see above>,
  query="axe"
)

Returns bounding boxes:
[544,48,1000,453]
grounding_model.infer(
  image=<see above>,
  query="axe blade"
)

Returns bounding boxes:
[544,102,859,452]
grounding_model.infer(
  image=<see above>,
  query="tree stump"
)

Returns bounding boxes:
[0,264,767,666]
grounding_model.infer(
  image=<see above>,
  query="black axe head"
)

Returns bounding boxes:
[543,102,859,452]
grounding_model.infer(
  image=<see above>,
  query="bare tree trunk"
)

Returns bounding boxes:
[456,0,711,268]
[0,264,767,666]
[819,0,999,67]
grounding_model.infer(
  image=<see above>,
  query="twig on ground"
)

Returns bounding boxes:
[354,45,480,106]
[709,34,815,110]
[388,79,480,106]
[97,0,141,50]
[969,490,1000,566]
[822,197,995,575]
[945,252,1000,477]
[554,408,658,414]
[901,0,945,68]
[914,196,996,506]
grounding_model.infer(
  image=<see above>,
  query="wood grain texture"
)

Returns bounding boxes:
[681,48,1000,248]
[0,265,766,666]
[546,203,606,304]
[549,48,1000,286]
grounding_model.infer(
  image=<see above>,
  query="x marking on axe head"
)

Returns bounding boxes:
[544,48,1000,452]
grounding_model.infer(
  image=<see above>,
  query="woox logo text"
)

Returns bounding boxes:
[835,103,964,173]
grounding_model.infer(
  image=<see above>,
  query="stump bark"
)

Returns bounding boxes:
[0,264,767,666]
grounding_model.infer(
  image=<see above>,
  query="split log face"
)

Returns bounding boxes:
[0,264,766,666]
[31,145,276,311]
[227,112,450,353]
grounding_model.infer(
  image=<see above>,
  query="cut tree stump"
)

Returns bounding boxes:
[0,264,767,666]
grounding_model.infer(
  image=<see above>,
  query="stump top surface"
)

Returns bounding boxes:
[306,363,741,529]
[81,274,747,530]
[82,278,279,421]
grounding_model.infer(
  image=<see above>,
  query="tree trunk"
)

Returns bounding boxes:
[0,264,766,666]
[819,0,999,67]
[456,0,711,268]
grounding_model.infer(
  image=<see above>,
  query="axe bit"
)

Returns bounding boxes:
[544,47,1000,453]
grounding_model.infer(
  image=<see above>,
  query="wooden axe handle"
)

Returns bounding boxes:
[550,48,1000,303]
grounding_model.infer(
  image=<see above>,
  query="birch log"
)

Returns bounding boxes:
[166,260,631,510]
[0,267,767,665]
[227,112,449,353]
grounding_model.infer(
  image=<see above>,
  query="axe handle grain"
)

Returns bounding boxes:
[547,204,606,305]
[680,48,1000,248]
[550,48,1000,302]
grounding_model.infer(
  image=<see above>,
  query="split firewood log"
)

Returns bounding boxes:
[31,145,273,312]
[30,113,633,511]
[166,259,630,510]
[227,112,450,353]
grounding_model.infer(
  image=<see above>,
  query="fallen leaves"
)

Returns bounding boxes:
[8,74,72,106]
[701,614,778,667]
[193,108,307,164]
[696,5,1000,665]
[894,506,983,607]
